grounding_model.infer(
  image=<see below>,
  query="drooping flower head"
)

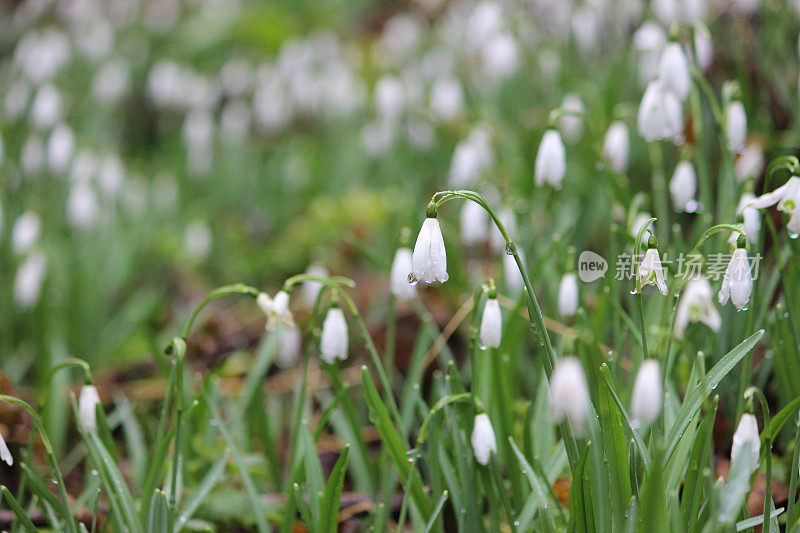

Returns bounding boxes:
[718,239,752,311]
[637,80,683,143]
[747,176,800,237]
[471,413,497,466]
[731,413,760,473]
[549,357,591,436]
[558,272,579,317]
[638,246,668,295]
[479,295,502,349]
[675,277,721,339]
[79,384,101,431]
[602,121,629,173]
[320,302,348,364]
[411,204,448,285]
[630,360,662,426]
[669,160,697,212]
[726,100,747,154]
[390,247,416,300]
[657,43,690,101]
[534,129,566,189]
[257,290,294,330]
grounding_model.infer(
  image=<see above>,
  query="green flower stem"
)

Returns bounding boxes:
[0,395,77,533]
[690,66,723,126]
[689,85,713,220]
[284,274,404,437]
[385,293,398,387]
[689,224,746,256]
[745,386,773,533]
[787,413,800,525]
[180,283,260,340]
[47,357,93,385]
[633,218,657,364]
[431,190,580,472]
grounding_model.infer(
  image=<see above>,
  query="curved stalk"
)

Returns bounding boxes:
[745,386,773,533]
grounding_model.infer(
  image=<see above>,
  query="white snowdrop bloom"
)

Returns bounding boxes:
[382,13,423,60]
[675,277,721,339]
[471,413,497,466]
[182,108,214,150]
[21,135,45,175]
[735,144,764,183]
[69,149,97,184]
[549,357,591,436]
[504,249,525,295]
[657,43,690,101]
[602,121,630,173]
[430,77,464,121]
[558,93,585,144]
[719,247,752,310]
[747,176,800,236]
[184,220,212,261]
[465,1,504,52]
[79,385,101,431]
[490,207,515,253]
[374,75,406,122]
[412,216,448,285]
[276,324,302,368]
[75,18,114,61]
[653,0,679,27]
[97,154,125,200]
[301,264,328,307]
[480,298,502,349]
[67,181,100,230]
[571,7,602,56]
[47,123,75,174]
[219,59,252,97]
[534,129,566,188]
[4,81,30,121]
[731,414,760,473]
[14,251,47,310]
[460,200,489,247]
[480,33,520,81]
[11,211,41,256]
[693,24,714,72]
[0,430,12,466]
[558,272,579,317]
[30,84,62,130]
[390,247,416,300]
[253,79,290,134]
[220,99,252,142]
[726,101,747,154]
[736,193,761,244]
[257,290,294,330]
[92,59,130,104]
[669,160,697,212]
[637,80,683,143]
[633,21,666,83]
[630,360,662,426]
[639,248,669,295]
[448,128,494,187]
[14,30,71,85]
[320,305,348,363]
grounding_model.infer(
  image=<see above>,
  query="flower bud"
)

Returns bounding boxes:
[11,211,41,256]
[657,43,690,101]
[638,80,683,143]
[320,305,348,364]
[0,431,12,466]
[726,101,747,154]
[549,357,590,436]
[471,413,497,466]
[411,214,448,285]
[14,251,46,310]
[79,384,101,431]
[479,298,502,349]
[719,247,752,310]
[390,247,416,299]
[534,129,566,189]
[602,121,629,173]
[630,360,662,426]
[731,413,760,473]
[558,272,579,317]
[669,160,697,212]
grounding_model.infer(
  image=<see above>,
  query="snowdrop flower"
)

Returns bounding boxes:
[633,21,666,83]
[631,213,654,243]
[675,277,721,339]
[639,247,669,295]
[0,431,11,466]
[30,84,63,130]
[471,413,497,466]
[736,192,761,244]
[301,264,328,307]
[669,160,697,212]
[14,251,47,309]
[184,221,212,261]
[657,43,690,101]
[726,101,747,153]
[558,93,585,144]
[638,80,683,143]
[320,304,348,363]
[92,59,130,105]
[731,414,760,473]
[602,121,629,173]
[534,129,566,188]
[735,144,764,183]
[277,324,302,368]
[558,272,579,317]
[630,360,662,426]
[374,75,405,122]
[718,245,752,310]
[257,290,294,330]
[480,33,520,81]
[390,247,416,300]
[67,182,100,230]
[747,176,800,236]
[412,209,448,285]
[79,384,101,431]
[549,357,590,436]
[47,123,75,174]
[480,297,502,349]
[460,200,489,246]
[11,211,41,255]
[97,154,125,200]
[693,24,714,71]
[430,77,464,121]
